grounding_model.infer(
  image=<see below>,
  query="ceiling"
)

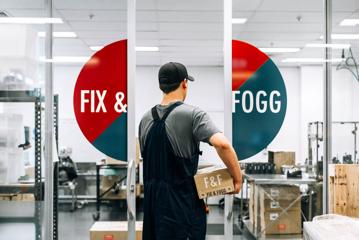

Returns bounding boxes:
[1,0,359,66]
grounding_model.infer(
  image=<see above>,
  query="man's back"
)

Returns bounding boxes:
[139,62,241,240]
[139,101,220,158]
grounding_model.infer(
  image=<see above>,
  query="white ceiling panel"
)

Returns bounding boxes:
[0,0,44,9]
[258,0,323,12]
[155,0,222,11]
[59,10,127,21]
[157,11,223,23]
[235,22,322,33]
[249,11,323,23]
[159,22,222,32]
[232,0,264,11]
[69,21,126,31]
[54,0,126,10]
[234,32,320,41]
[1,0,359,66]
[160,39,221,47]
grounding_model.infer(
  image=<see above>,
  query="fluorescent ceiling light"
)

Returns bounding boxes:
[332,34,359,40]
[320,34,359,40]
[135,46,159,52]
[259,47,300,53]
[38,31,77,38]
[282,58,344,63]
[340,19,359,26]
[40,56,90,63]
[0,17,63,24]
[305,43,351,49]
[232,18,247,24]
[90,46,104,51]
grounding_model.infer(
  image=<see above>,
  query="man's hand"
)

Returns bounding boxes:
[209,133,242,194]
[232,179,242,194]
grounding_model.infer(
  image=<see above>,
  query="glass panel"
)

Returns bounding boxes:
[136,0,224,238]
[52,0,128,239]
[0,1,48,239]
[233,0,325,238]
[330,0,359,217]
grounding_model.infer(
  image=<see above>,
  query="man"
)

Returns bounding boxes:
[139,62,242,240]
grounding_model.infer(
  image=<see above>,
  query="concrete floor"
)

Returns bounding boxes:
[0,202,254,240]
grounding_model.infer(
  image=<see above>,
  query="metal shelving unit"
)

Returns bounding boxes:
[53,94,59,240]
[0,89,59,240]
[0,89,43,240]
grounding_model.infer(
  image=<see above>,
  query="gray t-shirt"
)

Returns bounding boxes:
[139,101,221,158]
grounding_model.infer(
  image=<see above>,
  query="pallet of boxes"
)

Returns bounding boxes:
[249,151,302,236]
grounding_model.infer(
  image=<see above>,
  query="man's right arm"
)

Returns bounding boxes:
[209,132,242,193]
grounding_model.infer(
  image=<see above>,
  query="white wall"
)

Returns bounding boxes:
[300,66,359,162]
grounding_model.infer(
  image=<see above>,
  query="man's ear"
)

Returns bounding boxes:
[182,79,188,89]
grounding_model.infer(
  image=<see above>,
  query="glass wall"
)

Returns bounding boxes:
[329,0,359,216]
[0,1,49,239]
[51,0,129,239]
[135,0,225,238]
[1,0,358,239]
[232,0,325,238]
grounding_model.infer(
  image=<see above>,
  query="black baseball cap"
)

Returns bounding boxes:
[158,62,194,85]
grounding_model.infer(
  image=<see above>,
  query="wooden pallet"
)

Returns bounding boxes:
[331,164,359,217]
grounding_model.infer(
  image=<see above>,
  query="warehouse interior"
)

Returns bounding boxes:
[1,0,359,239]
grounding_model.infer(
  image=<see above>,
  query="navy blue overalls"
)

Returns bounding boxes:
[142,102,206,240]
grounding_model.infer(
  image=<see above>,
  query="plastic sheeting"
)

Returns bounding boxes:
[304,214,359,240]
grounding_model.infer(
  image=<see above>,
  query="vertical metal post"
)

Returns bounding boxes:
[224,0,233,239]
[127,0,136,239]
[323,0,332,215]
[44,0,54,239]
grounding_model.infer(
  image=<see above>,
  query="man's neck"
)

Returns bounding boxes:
[161,92,183,105]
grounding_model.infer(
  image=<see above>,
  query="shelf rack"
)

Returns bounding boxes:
[0,89,59,240]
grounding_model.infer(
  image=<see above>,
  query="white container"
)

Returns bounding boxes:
[0,113,24,183]
[0,154,8,183]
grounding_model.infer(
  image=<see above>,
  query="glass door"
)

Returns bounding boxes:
[0,1,51,239]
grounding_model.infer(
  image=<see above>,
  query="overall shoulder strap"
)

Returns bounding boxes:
[161,101,183,121]
[151,106,160,121]
[151,102,183,122]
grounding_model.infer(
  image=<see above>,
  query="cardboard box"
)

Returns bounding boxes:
[0,193,34,201]
[90,221,142,240]
[194,166,234,199]
[260,198,300,212]
[268,151,295,174]
[259,185,300,201]
[0,194,15,201]
[260,209,301,235]
[252,185,301,234]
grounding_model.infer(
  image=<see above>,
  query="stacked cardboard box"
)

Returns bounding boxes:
[0,193,34,201]
[250,185,301,235]
[268,151,295,174]
[90,221,142,240]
